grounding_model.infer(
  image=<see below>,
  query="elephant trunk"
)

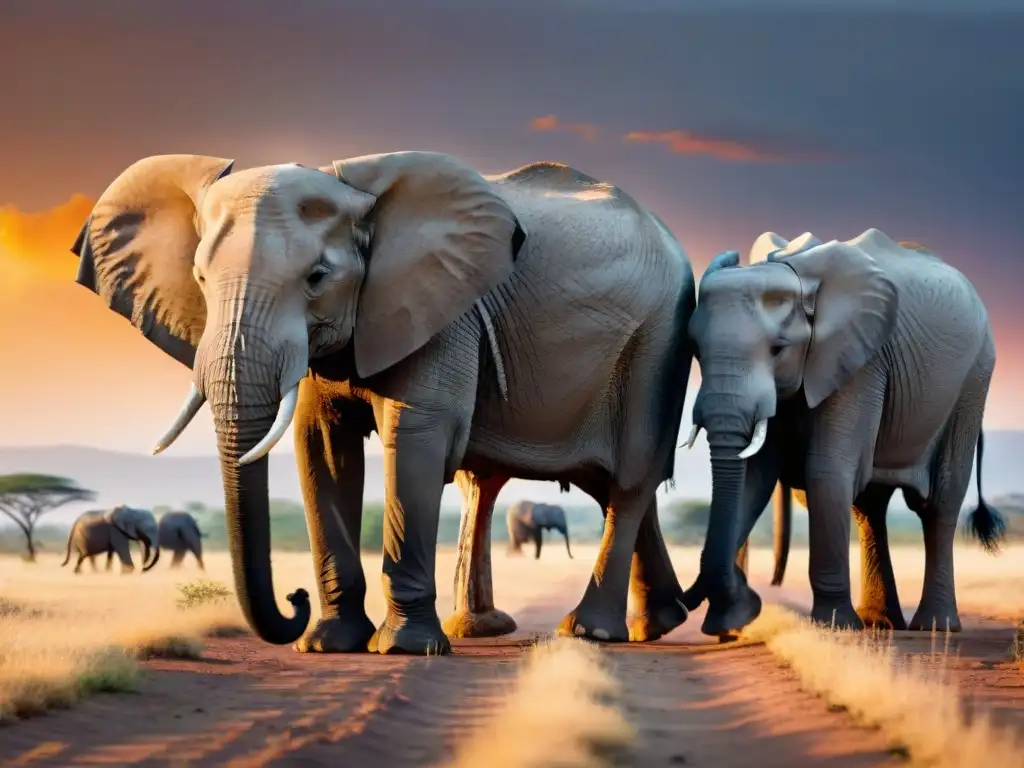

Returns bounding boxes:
[141,535,160,572]
[197,318,311,646]
[770,484,793,587]
[700,451,748,603]
[559,524,573,559]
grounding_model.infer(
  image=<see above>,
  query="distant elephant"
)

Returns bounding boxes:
[158,511,206,570]
[506,501,573,559]
[682,229,1003,637]
[61,505,160,574]
[72,151,694,655]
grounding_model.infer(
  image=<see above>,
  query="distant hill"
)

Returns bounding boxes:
[1,430,1022,526]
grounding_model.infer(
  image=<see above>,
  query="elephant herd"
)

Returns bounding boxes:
[66,149,1004,655]
[61,507,205,574]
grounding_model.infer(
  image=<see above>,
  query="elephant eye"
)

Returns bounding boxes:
[306,260,332,290]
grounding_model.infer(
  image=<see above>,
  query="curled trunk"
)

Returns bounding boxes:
[142,538,161,571]
[216,417,310,644]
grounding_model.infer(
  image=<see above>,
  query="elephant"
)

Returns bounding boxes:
[61,505,161,574]
[70,152,696,655]
[158,511,206,570]
[505,500,573,559]
[680,228,1004,638]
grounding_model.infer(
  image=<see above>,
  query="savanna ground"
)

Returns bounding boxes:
[1,543,1024,767]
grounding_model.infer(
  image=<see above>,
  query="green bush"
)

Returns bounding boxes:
[361,503,385,551]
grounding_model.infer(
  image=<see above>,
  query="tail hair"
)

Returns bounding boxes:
[962,431,1007,554]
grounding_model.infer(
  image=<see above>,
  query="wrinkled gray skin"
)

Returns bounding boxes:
[506,500,573,559]
[158,511,206,570]
[61,506,160,574]
[683,229,1005,637]
[72,152,694,654]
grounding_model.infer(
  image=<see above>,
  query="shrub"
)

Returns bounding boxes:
[176,579,233,610]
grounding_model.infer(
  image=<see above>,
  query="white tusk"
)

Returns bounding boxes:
[152,384,206,456]
[681,424,702,449]
[737,419,769,460]
[237,385,300,466]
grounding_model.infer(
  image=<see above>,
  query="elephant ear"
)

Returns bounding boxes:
[780,241,898,409]
[327,151,524,378]
[72,154,235,368]
[104,506,132,537]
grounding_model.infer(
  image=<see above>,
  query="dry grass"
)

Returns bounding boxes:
[0,546,588,724]
[0,558,248,722]
[742,605,1024,767]
[448,637,634,768]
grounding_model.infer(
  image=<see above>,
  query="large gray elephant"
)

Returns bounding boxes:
[71,152,695,655]
[158,511,206,570]
[682,229,1003,637]
[61,505,160,574]
[505,500,573,559]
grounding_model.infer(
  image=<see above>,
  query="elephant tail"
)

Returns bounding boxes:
[60,529,73,567]
[964,431,1007,553]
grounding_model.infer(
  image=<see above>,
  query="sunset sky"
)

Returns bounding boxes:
[1,0,1023,457]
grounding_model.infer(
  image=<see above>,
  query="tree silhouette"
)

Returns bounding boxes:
[0,474,95,561]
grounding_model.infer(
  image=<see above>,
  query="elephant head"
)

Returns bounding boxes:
[688,233,898,617]
[106,505,161,571]
[73,152,523,644]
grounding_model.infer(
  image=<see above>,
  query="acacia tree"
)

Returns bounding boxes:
[0,474,95,561]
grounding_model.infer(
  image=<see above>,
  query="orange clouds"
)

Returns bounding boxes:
[0,194,94,291]
[530,115,830,164]
[529,114,601,142]
[622,130,789,163]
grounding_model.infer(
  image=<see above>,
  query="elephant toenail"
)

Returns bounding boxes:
[574,625,587,636]
[592,628,610,640]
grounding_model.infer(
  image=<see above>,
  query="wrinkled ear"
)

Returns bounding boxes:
[781,242,898,408]
[328,151,524,378]
[72,154,235,369]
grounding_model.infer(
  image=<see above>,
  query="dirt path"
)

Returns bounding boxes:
[3,595,953,768]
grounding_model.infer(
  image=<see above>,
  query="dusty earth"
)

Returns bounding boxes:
[1,548,1023,767]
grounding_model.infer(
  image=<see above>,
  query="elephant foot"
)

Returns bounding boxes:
[628,592,689,642]
[908,605,962,633]
[442,608,517,639]
[701,584,762,638]
[556,606,629,643]
[856,605,907,632]
[810,599,863,631]
[293,614,376,653]
[369,602,452,656]
[120,565,135,575]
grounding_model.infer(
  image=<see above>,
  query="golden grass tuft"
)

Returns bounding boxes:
[0,565,249,723]
[743,605,1024,767]
[449,637,635,768]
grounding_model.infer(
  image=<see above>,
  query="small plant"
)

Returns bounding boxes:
[176,579,233,610]
[1011,620,1024,663]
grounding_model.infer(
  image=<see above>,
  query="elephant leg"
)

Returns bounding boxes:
[368,400,453,656]
[170,549,186,569]
[194,549,205,571]
[533,528,543,559]
[293,381,376,654]
[88,554,98,572]
[852,485,905,630]
[74,553,85,574]
[443,471,517,639]
[628,499,689,642]
[557,486,650,643]
[803,382,885,631]
[111,532,135,575]
[907,364,990,633]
